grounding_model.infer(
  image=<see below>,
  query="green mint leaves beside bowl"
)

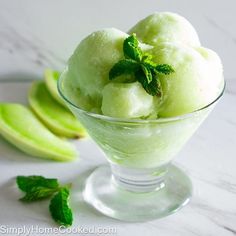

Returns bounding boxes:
[16,175,73,227]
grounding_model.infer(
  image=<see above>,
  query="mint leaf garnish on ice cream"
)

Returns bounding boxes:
[155,64,175,75]
[135,68,162,96]
[109,59,139,79]
[109,34,174,96]
[123,34,142,61]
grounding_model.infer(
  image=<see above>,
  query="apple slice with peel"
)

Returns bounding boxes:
[44,69,66,107]
[0,103,77,161]
[28,81,87,138]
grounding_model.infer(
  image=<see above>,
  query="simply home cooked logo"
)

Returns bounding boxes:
[0,225,117,235]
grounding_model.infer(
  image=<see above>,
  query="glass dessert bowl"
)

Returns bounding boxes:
[58,74,225,222]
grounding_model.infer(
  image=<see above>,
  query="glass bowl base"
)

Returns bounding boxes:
[83,164,192,222]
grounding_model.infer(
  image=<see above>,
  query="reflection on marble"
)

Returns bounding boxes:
[204,16,236,45]
[0,22,64,67]
[0,17,65,77]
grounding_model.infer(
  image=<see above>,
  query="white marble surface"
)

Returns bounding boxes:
[0,1,236,235]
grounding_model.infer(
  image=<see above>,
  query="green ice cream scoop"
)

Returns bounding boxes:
[129,12,201,47]
[149,42,224,117]
[62,28,129,113]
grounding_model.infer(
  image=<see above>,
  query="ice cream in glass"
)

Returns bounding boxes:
[58,12,224,221]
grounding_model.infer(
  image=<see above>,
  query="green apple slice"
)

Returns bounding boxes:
[44,69,66,107]
[28,81,87,138]
[0,103,77,161]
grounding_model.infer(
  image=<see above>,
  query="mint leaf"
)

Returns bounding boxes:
[20,186,58,202]
[109,59,139,80]
[16,175,73,227]
[141,65,152,84]
[109,34,174,97]
[49,188,73,226]
[123,34,142,61]
[142,55,157,70]
[135,70,161,96]
[142,53,155,65]
[16,176,59,192]
[156,64,175,75]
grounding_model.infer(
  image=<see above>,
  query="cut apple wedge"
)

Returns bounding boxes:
[0,103,77,161]
[44,69,66,107]
[28,81,87,138]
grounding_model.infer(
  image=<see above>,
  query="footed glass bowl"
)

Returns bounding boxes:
[58,75,224,222]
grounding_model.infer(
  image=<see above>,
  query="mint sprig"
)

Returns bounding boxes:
[123,34,142,61]
[16,175,73,227]
[16,176,59,193]
[135,69,162,96]
[156,64,175,75]
[109,34,174,96]
[49,188,73,226]
[109,59,139,79]
[20,186,59,202]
